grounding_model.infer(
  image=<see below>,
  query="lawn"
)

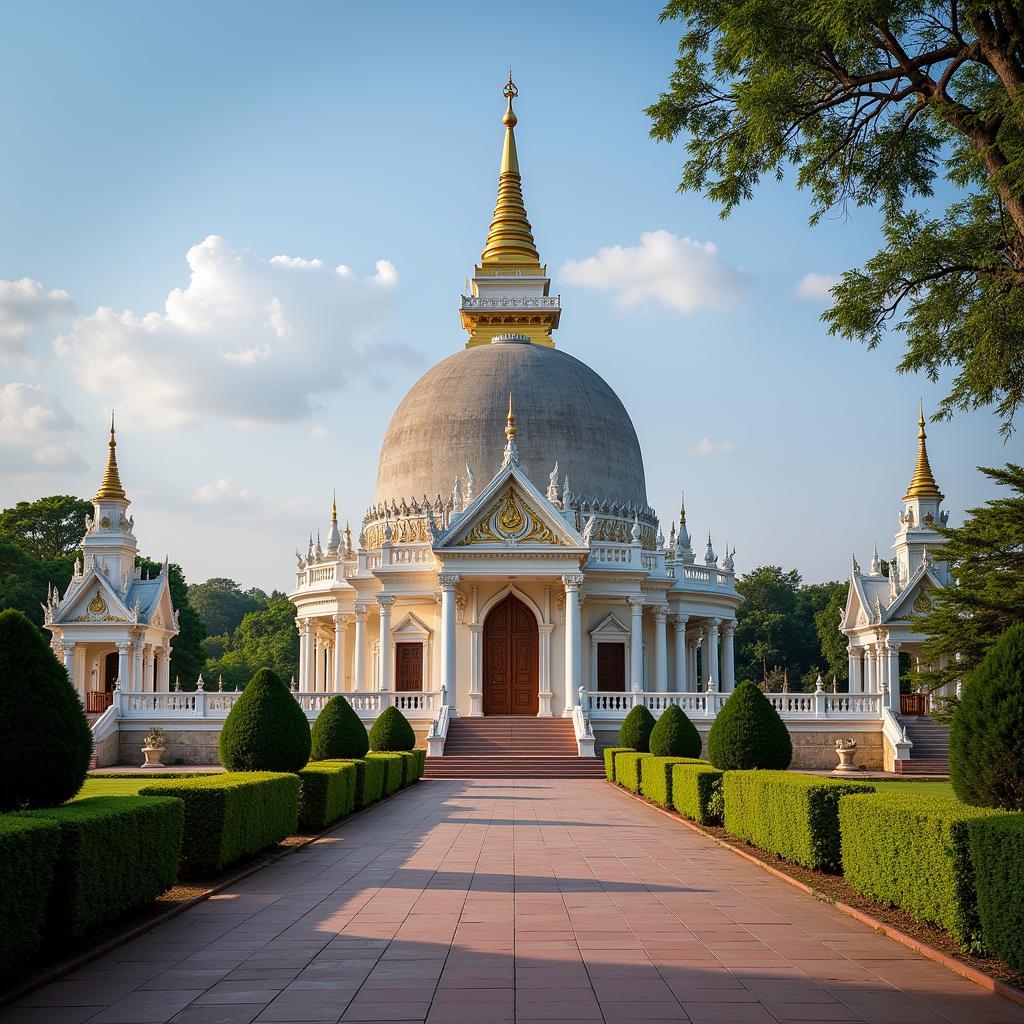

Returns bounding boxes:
[73,778,151,800]
[861,779,955,798]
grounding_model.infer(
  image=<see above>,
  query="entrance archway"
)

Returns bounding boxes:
[482,594,538,715]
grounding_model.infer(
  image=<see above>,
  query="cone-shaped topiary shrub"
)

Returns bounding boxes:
[368,705,416,752]
[218,667,311,772]
[950,623,1024,810]
[707,681,792,770]
[649,704,702,758]
[619,704,656,753]
[0,609,92,810]
[310,694,369,760]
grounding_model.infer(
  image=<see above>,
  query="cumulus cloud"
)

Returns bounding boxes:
[194,478,251,506]
[0,278,75,365]
[689,438,736,457]
[0,383,84,472]
[794,272,840,301]
[559,230,750,314]
[55,235,402,427]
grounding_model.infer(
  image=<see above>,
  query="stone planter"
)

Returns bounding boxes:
[141,745,165,768]
[831,738,863,775]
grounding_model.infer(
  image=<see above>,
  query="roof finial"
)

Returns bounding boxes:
[331,489,338,524]
[505,392,517,442]
[503,68,518,128]
[94,411,127,502]
[679,491,687,526]
[904,401,944,502]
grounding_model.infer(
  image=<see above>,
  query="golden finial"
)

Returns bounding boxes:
[505,392,517,442]
[94,412,127,502]
[679,491,687,526]
[503,69,518,127]
[904,401,944,501]
[331,489,338,524]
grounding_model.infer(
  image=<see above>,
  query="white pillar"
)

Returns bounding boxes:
[672,614,688,691]
[538,623,554,716]
[144,644,155,692]
[353,605,368,691]
[708,618,721,690]
[61,641,76,689]
[848,646,862,693]
[296,621,307,689]
[158,647,170,691]
[653,606,668,693]
[116,641,130,691]
[563,574,585,711]
[377,595,395,691]
[884,640,901,711]
[333,614,347,692]
[722,621,735,691]
[132,637,144,694]
[688,638,698,692]
[314,631,325,691]
[627,596,644,692]
[303,622,316,691]
[439,574,460,709]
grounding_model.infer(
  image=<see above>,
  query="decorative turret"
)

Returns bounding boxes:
[460,73,561,348]
[326,491,342,556]
[95,413,126,502]
[501,392,520,466]
[704,533,717,566]
[904,402,944,504]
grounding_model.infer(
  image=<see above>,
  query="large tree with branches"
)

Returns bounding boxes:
[647,1,1024,436]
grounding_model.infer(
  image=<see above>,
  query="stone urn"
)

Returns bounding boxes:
[141,727,166,769]
[831,737,862,775]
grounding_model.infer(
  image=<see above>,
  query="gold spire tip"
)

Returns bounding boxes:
[505,392,517,442]
[503,70,518,127]
[331,490,338,523]
[94,411,127,502]
[905,402,944,501]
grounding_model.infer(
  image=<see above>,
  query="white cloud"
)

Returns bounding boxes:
[194,478,251,506]
[559,230,750,314]
[794,272,840,301]
[0,383,84,472]
[689,438,736,457]
[310,424,328,440]
[55,235,403,427]
[0,278,75,366]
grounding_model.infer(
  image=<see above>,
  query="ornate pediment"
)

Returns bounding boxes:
[57,571,133,624]
[457,485,562,547]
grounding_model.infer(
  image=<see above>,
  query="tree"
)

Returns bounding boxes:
[218,667,310,772]
[707,681,793,770]
[915,464,1024,697]
[948,622,1024,810]
[368,706,416,752]
[0,539,75,632]
[649,704,702,758]
[188,578,264,637]
[203,594,299,690]
[136,556,206,689]
[0,495,91,561]
[815,584,851,685]
[648,2,1024,437]
[0,609,92,810]
[310,695,369,760]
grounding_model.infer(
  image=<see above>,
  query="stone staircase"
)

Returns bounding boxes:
[424,717,604,779]
[894,714,950,776]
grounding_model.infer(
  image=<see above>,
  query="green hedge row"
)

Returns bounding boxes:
[968,814,1024,970]
[724,772,875,871]
[604,747,634,782]
[139,773,299,876]
[640,756,703,808]
[613,752,650,793]
[297,761,357,831]
[366,753,403,795]
[0,817,61,983]
[671,763,725,825]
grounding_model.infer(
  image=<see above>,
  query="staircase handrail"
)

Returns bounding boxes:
[882,705,913,762]
[426,702,451,757]
[572,693,596,757]
[90,699,119,745]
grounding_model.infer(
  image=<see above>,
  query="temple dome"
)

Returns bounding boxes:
[373,338,648,509]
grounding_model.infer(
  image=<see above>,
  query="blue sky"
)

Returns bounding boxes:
[0,1,1012,591]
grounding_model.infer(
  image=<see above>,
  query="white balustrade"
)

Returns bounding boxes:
[586,690,882,721]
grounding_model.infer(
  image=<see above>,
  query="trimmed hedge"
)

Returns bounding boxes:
[614,752,651,793]
[139,772,299,875]
[412,748,427,780]
[649,705,702,758]
[310,694,369,760]
[840,793,1002,947]
[342,757,386,808]
[604,746,633,782]
[0,817,61,982]
[297,761,357,830]
[24,796,183,941]
[397,751,418,786]
[708,682,792,770]
[620,705,656,752]
[369,706,416,751]
[967,814,1024,970]
[367,752,404,794]
[640,756,703,808]
[672,763,725,825]
[724,772,874,871]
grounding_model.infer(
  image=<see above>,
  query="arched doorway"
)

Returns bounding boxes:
[482,594,538,715]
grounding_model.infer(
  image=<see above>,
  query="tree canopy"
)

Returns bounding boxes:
[188,577,267,637]
[0,495,91,561]
[203,592,299,690]
[648,1,1024,436]
[136,556,206,689]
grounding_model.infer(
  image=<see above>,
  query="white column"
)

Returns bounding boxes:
[563,574,585,711]
[61,642,76,689]
[353,605,368,691]
[468,623,483,716]
[627,596,644,692]
[884,640,901,711]
[708,618,721,690]
[303,622,316,690]
[538,623,554,716]
[144,644,155,692]
[848,646,862,693]
[132,637,144,694]
[653,606,668,693]
[158,647,170,691]
[296,621,307,689]
[722,621,735,691]
[332,614,347,692]
[377,595,395,691]
[438,574,460,709]
[315,631,326,691]
[864,646,875,693]
[688,637,698,692]
[672,614,688,691]
[116,641,130,691]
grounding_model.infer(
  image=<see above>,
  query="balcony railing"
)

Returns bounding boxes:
[585,690,883,721]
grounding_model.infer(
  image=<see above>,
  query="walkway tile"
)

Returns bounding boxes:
[3,780,1024,1024]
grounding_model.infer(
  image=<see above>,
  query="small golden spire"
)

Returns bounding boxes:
[505,392,517,442]
[94,412,127,502]
[331,489,338,524]
[904,401,944,501]
[679,491,687,526]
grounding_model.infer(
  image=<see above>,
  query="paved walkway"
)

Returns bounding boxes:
[3,780,1022,1024]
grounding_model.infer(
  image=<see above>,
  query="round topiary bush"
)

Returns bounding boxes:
[619,704,656,753]
[310,694,369,760]
[707,681,792,770]
[218,667,311,772]
[0,609,93,810]
[950,623,1024,810]
[368,706,416,752]
[649,704,702,758]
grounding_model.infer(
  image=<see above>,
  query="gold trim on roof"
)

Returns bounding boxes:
[458,486,561,546]
[94,413,127,501]
[904,402,944,502]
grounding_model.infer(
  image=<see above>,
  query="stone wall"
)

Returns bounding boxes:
[117,728,220,766]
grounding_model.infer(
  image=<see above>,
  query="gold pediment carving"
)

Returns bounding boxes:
[458,486,561,547]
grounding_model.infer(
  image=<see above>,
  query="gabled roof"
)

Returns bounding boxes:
[53,569,135,624]
[126,576,175,629]
[883,564,945,624]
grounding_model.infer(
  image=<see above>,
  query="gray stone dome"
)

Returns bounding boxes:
[374,339,648,508]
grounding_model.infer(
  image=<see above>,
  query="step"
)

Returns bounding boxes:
[894,759,949,776]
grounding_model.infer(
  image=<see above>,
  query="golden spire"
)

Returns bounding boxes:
[505,392,517,442]
[904,401,944,501]
[331,489,338,524]
[479,71,542,270]
[94,412,127,502]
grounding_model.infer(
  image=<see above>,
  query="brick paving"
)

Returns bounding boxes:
[2,779,1022,1024]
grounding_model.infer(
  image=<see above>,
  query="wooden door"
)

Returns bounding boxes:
[395,643,423,691]
[483,595,538,715]
[597,642,626,692]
